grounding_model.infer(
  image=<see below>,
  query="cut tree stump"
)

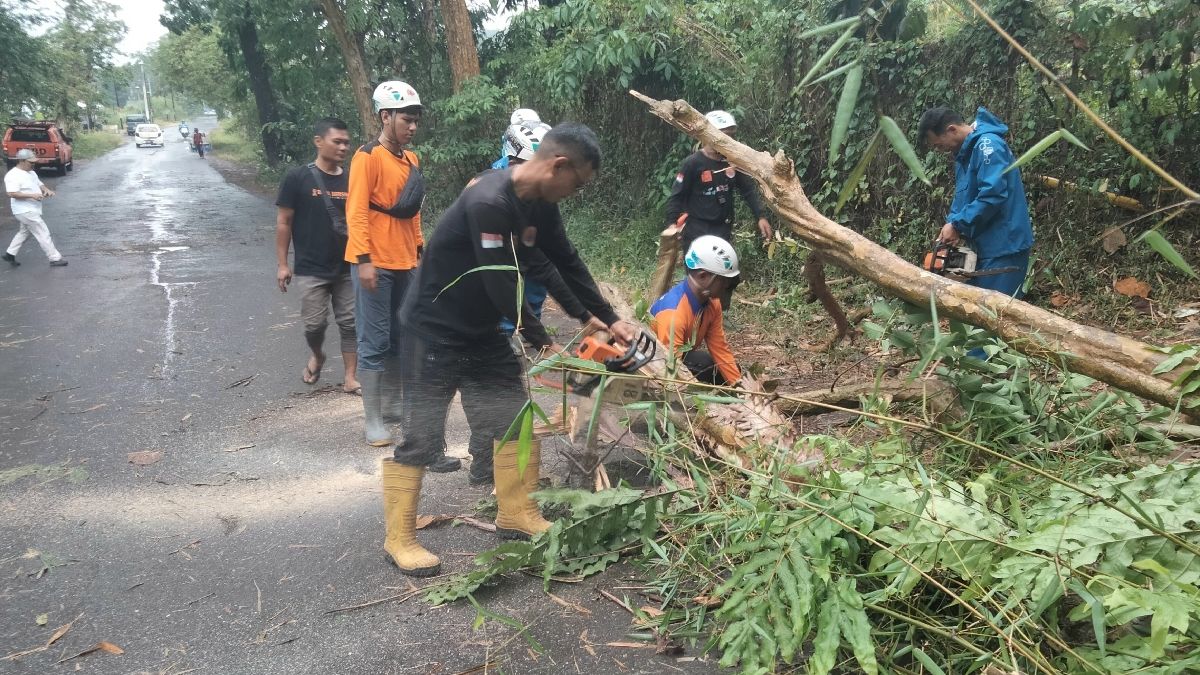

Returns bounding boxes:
[629,90,1198,411]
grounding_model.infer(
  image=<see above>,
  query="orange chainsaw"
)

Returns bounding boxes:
[922,241,1018,278]
[538,331,656,397]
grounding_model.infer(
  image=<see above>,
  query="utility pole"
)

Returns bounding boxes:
[140,63,151,120]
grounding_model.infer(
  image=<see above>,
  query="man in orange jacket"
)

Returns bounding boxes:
[344,81,456,472]
[650,235,742,386]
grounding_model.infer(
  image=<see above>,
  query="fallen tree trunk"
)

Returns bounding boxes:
[595,283,810,469]
[774,378,960,423]
[629,91,1198,411]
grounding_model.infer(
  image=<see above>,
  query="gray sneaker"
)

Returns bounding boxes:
[49,259,68,267]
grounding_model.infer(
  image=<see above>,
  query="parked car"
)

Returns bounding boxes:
[135,124,164,148]
[2,121,74,175]
[125,115,148,136]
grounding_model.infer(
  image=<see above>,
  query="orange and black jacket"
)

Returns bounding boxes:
[344,141,423,270]
[650,279,741,383]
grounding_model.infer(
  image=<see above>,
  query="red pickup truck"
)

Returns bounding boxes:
[3,121,74,175]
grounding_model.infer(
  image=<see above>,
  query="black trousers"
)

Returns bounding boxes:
[393,332,527,468]
[683,350,728,387]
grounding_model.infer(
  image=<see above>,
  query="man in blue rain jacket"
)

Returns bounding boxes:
[918,106,1033,297]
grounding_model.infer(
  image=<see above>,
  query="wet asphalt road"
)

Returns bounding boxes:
[0,123,718,673]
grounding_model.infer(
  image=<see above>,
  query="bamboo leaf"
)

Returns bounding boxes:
[835,129,881,214]
[797,24,858,88]
[879,115,930,186]
[435,264,519,301]
[911,647,947,675]
[805,59,859,88]
[1004,128,1090,174]
[517,405,534,479]
[797,15,859,39]
[828,64,864,165]
[1060,128,1091,151]
[1137,229,1198,278]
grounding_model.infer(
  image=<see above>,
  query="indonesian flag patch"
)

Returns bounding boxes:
[480,233,504,249]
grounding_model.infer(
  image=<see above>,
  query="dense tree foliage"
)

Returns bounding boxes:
[0,0,126,129]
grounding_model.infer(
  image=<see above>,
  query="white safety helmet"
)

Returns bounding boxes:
[510,108,541,125]
[373,81,422,113]
[685,235,740,277]
[704,109,737,130]
[503,121,551,162]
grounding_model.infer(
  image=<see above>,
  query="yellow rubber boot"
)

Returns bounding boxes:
[494,439,553,540]
[380,459,441,576]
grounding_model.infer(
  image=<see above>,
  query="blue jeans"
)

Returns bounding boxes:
[971,250,1030,298]
[967,249,1030,359]
[498,280,548,337]
[351,265,412,371]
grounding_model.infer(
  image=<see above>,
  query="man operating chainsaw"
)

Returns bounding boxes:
[650,236,742,387]
[918,106,1033,298]
[379,122,640,577]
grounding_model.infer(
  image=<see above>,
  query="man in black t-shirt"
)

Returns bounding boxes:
[664,109,771,307]
[377,123,639,577]
[275,118,359,394]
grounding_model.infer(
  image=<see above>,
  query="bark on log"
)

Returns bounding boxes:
[774,379,961,423]
[648,221,685,302]
[439,0,480,93]
[629,91,1197,411]
[316,0,378,139]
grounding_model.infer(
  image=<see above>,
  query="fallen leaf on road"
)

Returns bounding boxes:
[1114,276,1151,298]
[1175,308,1200,319]
[548,592,593,616]
[414,514,455,530]
[127,451,162,466]
[55,641,124,664]
[35,614,47,626]
[692,595,721,607]
[180,413,193,422]
[3,613,81,661]
[639,605,664,617]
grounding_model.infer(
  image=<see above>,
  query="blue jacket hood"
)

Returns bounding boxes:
[959,107,1009,160]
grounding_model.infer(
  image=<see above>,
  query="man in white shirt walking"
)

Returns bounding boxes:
[4,148,67,267]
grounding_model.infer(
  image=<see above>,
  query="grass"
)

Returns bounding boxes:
[70,130,125,160]
[208,126,263,165]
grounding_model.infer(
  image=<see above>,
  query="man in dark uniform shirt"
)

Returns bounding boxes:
[664,109,771,307]
[377,123,639,577]
[274,118,359,394]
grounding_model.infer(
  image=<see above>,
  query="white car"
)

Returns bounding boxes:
[135,124,164,148]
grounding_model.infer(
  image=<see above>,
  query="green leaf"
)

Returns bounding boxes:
[1068,579,1107,657]
[797,15,859,39]
[1004,129,1090,174]
[828,64,863,166]
[835,130,880,214]
[435,264,519,301]
[878,116,930,186]
[1137,229,1198,278]
[911,647,947,675]
[797,24,857,88]
[809,587,841,674]
[805,59,860,88]
[517,404,534,479]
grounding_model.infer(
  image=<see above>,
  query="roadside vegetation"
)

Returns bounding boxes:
[5,0,1199,671]
[69,130,124,161]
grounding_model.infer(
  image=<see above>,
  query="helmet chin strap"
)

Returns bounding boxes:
[381,111,402,152]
